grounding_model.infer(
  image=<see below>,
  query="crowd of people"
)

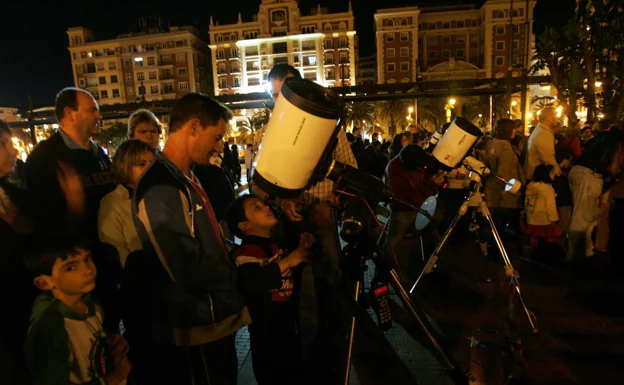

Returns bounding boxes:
[1,61,624,385]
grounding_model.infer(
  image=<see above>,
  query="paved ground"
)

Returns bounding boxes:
[234,173,624,384]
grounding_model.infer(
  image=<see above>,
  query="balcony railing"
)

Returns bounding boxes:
[159,59,173,66]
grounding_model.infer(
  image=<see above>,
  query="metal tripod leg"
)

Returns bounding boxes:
[389,268,469,384]
[478,202,538,334]
[343,253,364,385]
[410,200,470,293]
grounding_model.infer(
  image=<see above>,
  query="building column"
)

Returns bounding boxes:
[210,47,219,95]
[240,45,247,93]
[422,34,428,70]
[412,28,418,81]
[484,23,493,78]
[376,32,384,84]
[317,36,324,85]
[348,33,356,85]
[189,50,197,92]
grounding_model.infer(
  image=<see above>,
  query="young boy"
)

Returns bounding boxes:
[23,237,131,385]
[225,195,314,385]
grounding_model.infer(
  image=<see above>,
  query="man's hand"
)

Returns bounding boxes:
[279,199,304,222]
[298,232,316,250]
[105,354,132,385]
[107,333,130,358]
[57,161,86,218]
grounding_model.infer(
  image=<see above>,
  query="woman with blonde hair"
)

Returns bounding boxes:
[98,139,155,266]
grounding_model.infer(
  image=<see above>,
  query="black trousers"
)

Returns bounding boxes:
[151,335,238,385]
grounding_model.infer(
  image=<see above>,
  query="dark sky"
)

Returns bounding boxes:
[0,0,573,109]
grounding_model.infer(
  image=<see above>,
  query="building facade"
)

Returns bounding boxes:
[208,0,357,95]
[375,0,536,84]
[67,24,211,105]
[357,55,376,85]
[0,107,21,122]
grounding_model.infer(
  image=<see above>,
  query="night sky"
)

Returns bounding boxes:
[0,0,574,109]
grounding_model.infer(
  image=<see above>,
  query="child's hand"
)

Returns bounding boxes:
[298,233,316,250]
[107,333,130,357]
[106,354,132,385]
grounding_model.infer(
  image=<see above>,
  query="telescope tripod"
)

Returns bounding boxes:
[341,218,470,385]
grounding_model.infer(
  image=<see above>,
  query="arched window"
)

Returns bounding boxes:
[230,33,236,41]
[401,18,408,26]
[387,78,396,84]
[386,19,394,27]
[324,23,332,32]
[512,9,520,17]
[401,78,410,83]
[339,22,346,31]
[496,10,505,18]
[217,35,223,42]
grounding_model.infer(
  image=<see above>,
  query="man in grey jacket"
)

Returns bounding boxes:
[133,93,250,385]
[524,106,563,179]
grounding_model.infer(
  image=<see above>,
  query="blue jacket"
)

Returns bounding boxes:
[132,152,250,346]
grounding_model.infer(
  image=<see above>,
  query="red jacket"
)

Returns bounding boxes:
[385,157,438,212]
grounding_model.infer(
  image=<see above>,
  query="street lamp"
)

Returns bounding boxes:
[449,98,456,106]
[595,81,602,87]
[408,107,414,113]
[511,101,518,106]
[526,112,533,119]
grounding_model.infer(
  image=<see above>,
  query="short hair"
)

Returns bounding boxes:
[0,119,10,136]
[55,87,83,122]
[492,118,516,140]
[246,143,253,148]
[555,146,573,163]
[111,139,155,184]
[598,118,612,132]
[510,134,525,148]
[225,194,258,239]
[532,164,554,184]
[128,109,163,137]
[268,64,302,80]
[169,93,233,134]
[372,133,379,138]
[346,132,355,142]
[24,236,91,277]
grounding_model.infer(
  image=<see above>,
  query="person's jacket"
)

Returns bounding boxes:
[385,156,438,212]
[485,139,525,209]
[132,152,250,346]
[524,123,561,179]
[25,131,114,240]
[525,181,559,225]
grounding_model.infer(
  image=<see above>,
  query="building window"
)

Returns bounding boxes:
[76,65,84,74]
[495,56,504,66]
[86,76,97,86]
[386,33,395,42]
[149,71,157,80]
[218,63,226,74]
[219,78,227,89]
[496,10,505,18]
[326,56,334,65]
[442,22,450,29]
[91,90,99,100]
[176,53,186,62]
[327,68,335,80]
[325,39,333,49]
[512,9,520,17]
[496,41,505,50]
[178,68,187,76]
[98,76,106,85]
[401,18,408,26]
[442,36,451,44]
[428,23,436,29]
[387,63,395,72]
[110,75,118,83]
[429,51,437,60]
[302,40,316,51]
[273,29,287,37]
[387,48,395,58]
[101,90,108,99]
[514,25,521,34]
[230,33,236,41]
[148,57,156,65]
[179,82,189,90]
[232,63,240,73]
[217,35,223,42]
[442,50,450,59]
[135,58,144,67]
[428,36,437,45]
[400,47,409,57]
[150,85,158,94]
[386,19,394,27]
[108,61,116,70]
[79,79,85,87]
[339,22,346,31]
[339,37,347,48]
[513,56,521,66]
[387,78,396,84]
[456,34,465,43]
[164,83,174,93]
[456,49,465,57]
[400,62,409,71]
[97,62,105,71]
[400,32,409,41]
[112,89,120,98]
[231,48,239,58]
[496,26,505,35]
[127,87,134,96]
[217,50,225,60]
[513,39,520,50]
[457,20,465,28]
[124,59,131,68]
[137,72,144,81]
[324,23,332,32]
[340,52,349,63]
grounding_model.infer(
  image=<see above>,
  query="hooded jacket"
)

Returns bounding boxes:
[132,152,250,347]
[24,293,112,385]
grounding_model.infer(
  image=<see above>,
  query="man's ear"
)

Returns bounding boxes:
[188,118,201,137]
[34,275,54,291]
[238,221,250,234]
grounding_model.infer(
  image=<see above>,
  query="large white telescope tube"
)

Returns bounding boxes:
[432,117,483,168]
[252,78,343,198]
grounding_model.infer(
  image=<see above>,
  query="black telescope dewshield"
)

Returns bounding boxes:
[252,78,343,199]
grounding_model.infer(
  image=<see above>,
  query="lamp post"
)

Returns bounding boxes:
[445,98,456,122]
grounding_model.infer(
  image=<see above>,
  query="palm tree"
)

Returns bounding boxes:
[417,97,446,132]
[251,108,271,130]
[376,99,410,137]
[345,101,375,130]
[94,122,127,156]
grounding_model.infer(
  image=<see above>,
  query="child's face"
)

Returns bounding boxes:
[36,248,97,296]
[240,198,277,234]
[130,151,154,185]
